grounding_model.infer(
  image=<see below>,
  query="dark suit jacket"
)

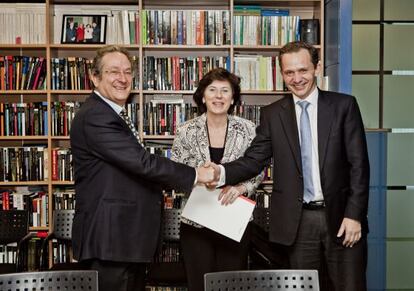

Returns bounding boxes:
[224,90,370,246]
[70,93,195,263]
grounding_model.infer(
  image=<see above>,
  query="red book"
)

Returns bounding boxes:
[51,148,58,180]
[6,56,13,90]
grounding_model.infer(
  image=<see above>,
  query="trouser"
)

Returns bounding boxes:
[288,208,367,291]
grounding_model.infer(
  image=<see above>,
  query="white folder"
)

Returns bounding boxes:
[181,186,256,242]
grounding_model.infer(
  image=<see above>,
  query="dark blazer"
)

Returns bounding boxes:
[224,90,370,246]
[70,93,195,263]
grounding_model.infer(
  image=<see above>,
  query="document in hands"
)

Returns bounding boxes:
[181,186,256,242]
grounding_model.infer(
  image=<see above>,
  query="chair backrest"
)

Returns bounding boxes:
[0,270,98,290]
[53,209,75,240]
[253,207,270,233]
[205,270,319,291]
[162,208,182,241]
[0,210,29,244]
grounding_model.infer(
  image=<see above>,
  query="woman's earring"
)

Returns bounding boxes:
[231,100,234,105]
[202,98,206,104]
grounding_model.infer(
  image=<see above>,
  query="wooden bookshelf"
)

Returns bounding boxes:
[0,0,324,273]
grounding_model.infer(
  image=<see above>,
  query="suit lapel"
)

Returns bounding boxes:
[317,90,334,172]
[279,97,302,171]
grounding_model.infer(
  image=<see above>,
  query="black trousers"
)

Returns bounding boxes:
[287,208,367,291]
[82,258,147,291]
[180,222,250,291]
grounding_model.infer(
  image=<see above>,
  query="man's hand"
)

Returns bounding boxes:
[337,217,362,247]
[196,163,215,184]
[204,162,221,188]
[218,185,246,205]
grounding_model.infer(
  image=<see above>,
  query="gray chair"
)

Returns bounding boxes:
[0,270,98,290]
[205,270,319,291]
[40,209,80,270]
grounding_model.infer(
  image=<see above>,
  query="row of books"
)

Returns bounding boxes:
[233,104,262,126]
[53,189,75,210]
[0,147,47,182]
[51,102,81,136]
[52,240,76,265]
[0,102,48,136]
[1,100,261,138]
[251,186,272,209]
[233,15,300,45]
[0,237,44,271]
[142,10,230,45]
[109,10,139,45]
[0,189,49,227]
[0,56,47,90]
[0,3,45,44]
[143,102,198,136]
[51,148,73,181]
[155,242,181,263]
[143,56,230,91]
[234,55,284,91]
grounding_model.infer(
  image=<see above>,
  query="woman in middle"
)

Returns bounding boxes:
[171,67,264,291]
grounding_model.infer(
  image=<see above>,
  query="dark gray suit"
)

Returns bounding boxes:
[224,90,369,290]
[70,93,195,290]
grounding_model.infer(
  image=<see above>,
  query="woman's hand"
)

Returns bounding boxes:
[218,185,247,205]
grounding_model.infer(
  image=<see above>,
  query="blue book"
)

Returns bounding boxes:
[261,9,289,16]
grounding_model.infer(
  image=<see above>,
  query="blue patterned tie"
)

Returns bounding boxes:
[120,109,142,145]
[298,101,314,203]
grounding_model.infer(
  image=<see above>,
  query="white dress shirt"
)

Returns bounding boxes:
[293,87,323,202]
[218,87,324,202]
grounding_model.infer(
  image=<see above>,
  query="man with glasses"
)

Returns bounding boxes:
[70,45,215,291]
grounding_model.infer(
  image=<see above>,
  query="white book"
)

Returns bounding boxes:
[182,186,256,242]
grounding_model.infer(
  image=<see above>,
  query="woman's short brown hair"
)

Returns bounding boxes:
[193,68,241,114]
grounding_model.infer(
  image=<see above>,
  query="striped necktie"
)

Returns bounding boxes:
[120,109,142,145]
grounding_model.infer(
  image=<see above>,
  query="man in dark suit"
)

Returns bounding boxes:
[70,45,215,291]
[214,41,369,290]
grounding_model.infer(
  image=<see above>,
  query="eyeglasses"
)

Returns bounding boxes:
[104,69,133,79]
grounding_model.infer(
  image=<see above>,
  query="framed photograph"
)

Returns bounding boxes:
[61,14,107,44]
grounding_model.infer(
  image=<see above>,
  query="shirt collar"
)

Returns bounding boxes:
[94,90,125,115]
[293,86,319,106]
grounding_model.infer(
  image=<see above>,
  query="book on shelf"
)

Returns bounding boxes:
[0,147,47,182]
[51,148,73,182]
[143,56,229,91]
[142,10,230,45]
[0,3,45,44]
[53,189,76,210]
[0,102,48,136]
[234,55,284,91]
[0,56,47,91]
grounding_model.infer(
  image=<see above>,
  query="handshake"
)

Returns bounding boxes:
[196,162,221,187]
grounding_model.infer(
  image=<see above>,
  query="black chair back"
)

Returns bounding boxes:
[0,270,98,290]
[253,207,270,233]
[53,209,75,240]
[205,270,319,291]
[162,208,181,241]
[0,210,29,244]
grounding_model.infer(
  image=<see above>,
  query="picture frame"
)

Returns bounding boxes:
[61,14,107,44]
